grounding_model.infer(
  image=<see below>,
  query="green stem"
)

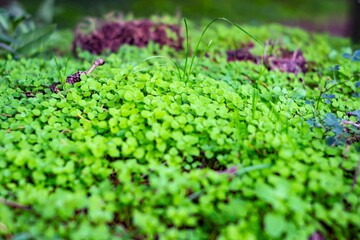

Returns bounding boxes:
[0,42,15,52]
[183,19,190,81]
[133,56,182,80]
[252,89,258,119]
[187,17,264,81]
[315,75,355,112]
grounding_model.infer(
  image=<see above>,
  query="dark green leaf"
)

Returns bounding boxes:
[12,24,56,56]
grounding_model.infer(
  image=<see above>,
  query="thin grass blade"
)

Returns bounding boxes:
[132,55,182,80]
[188,17,265,77]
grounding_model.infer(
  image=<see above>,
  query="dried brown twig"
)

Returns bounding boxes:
[341,120,360,129]
[50,58,105,93]
[217,166,238,175]
[66,58,105,84]
[0,197,32,211]
[352,158,360,192]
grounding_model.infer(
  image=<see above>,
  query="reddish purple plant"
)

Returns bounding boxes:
[72,19,183,55]
[265,48,308,74]
[227,42,260,63]
[309,231,324,240]
[227,42,311,74]
[217,166,238,175]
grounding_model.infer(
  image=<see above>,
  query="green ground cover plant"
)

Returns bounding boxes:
[0,17,359,240]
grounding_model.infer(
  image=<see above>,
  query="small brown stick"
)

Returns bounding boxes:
[0,221,9,233]
[217,166,237,175]
[352,158,360,192]
[52,58,106,90]
[86,58,105,75]
[292,49,299,62]
[77,114,90,122]
[341,120,360,129]
[344,144,350,156]
[0,198,32,211]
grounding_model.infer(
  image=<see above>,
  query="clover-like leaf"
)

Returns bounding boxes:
[326,136,336,146]
[306,118,316,127]
[342,50,360,62]
[321,93,336,99]
[353,50,360,62]
[264,213,286,238]
[328,64,340,71]
[342,53,352,60]
[324,113,338,127]
[347,110,360,121]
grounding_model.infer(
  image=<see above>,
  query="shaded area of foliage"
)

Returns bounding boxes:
[20,0,348,33]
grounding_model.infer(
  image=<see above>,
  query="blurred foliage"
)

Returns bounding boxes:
[19,0,347,28]
[0,0,55,58]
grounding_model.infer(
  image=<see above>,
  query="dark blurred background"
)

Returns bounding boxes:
[1,0,359,42]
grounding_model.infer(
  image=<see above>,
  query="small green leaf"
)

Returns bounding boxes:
[264,212,286,238]
[12,24,56,56]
